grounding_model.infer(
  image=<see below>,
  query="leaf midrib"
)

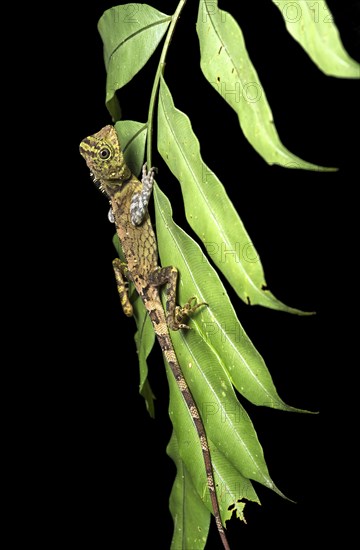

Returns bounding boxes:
[107,17,171,66]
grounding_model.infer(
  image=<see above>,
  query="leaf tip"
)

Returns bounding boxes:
[270,483,296,504]
[294,309,317,317]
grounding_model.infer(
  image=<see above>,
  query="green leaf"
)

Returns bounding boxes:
[112,231,124,261]
[98,4,171,119]
[158,75,310,314]
[115,259,155,417]
[111,120,156,417]
[154,184,298,506]
[114,120,147,176]
[133,289,156,418]
[167,355,260,532]
[153,184,311,412]
[113,233,156,416]
[196,0,336,170]
[272,0,360,78]
[168,432,211,550]
[165,326,283,497]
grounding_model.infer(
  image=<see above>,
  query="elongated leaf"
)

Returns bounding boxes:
[166,326,286,495]
[158,76,309,313]
[133,293,156,417]
[112,122,156,415]
[151,183,295,504]
[272,0,360,78]
[112,233,156,416]
[114,120,147,176]
[167,349,261,529]
[153,183,311,413]
[168,432,211,550]
[196,0,336,170]
[98,4,171,118]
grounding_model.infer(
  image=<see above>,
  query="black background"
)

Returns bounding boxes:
[38,1,359,548]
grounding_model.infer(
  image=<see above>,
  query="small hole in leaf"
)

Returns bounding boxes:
[261,284,269,291]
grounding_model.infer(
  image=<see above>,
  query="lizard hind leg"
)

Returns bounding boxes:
[112,258,133,317]
[149,266,207,331]
[174,296,208,326]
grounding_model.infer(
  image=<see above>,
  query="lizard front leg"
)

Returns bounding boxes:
[112,258,133,317]
[130,164,156,226]
[149,266,206,330]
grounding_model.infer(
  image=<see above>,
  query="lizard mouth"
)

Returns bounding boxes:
[89,171,101,188]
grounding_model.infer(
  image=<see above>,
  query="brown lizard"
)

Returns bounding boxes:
[79,125,230,550]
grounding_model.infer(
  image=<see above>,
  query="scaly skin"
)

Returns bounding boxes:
[79,125,230,550]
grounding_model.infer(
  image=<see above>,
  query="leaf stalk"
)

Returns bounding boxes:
[146,0,188,165]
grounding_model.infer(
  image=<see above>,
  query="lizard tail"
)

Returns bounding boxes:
[152,323,231,550]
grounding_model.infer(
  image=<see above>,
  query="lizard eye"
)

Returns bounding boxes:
[98,146,111,160]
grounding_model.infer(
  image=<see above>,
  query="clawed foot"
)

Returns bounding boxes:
[171,297,208,331]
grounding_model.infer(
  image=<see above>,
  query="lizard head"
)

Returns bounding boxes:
[79,125,131,194]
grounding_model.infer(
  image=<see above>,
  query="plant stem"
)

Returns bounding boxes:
[146,0,188,165]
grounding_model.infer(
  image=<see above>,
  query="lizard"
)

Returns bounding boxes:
[79,125,230,550]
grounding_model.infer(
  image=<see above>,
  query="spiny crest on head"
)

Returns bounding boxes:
[79,125,131,183]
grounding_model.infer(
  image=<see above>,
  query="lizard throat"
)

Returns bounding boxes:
[98,178,126,198]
